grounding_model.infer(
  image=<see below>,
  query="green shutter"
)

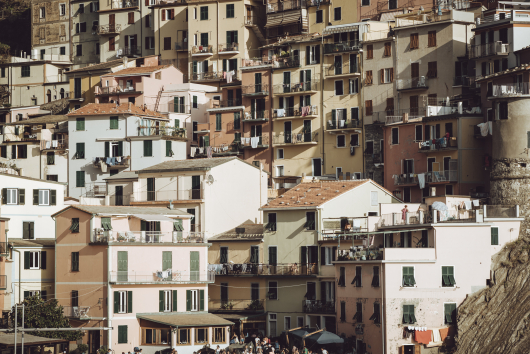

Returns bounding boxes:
[186,290,191,311]
[23,222,29,239]
[199,289,204,311]
[173,219,183,231]
[76,171,85,187]
[1,188,6,205]
[76,143,85,159]
[72,252,79,271]
[18,189,25,205]
[445,303,456,324]
[29,223,35,240]
[159,290,165,312]
[110,116,118,129]
[193,61,197,74]
[76,118,85,131]
[50,190,56,205]
[118,325,127,344]
[117,141,123,156]
[162,251,172,271]
[204,136,209,147]
[166,140,172,157]
[491,227,499,245]
[175,118,180,128]
[216,114,222,131]
[24,251,30,269]
[33,189,39,205]
[127,291,133,313]
[24,291,29,299]
[114,291,119,313]
[193,95,198,108]
[105,142,110,158]
[143,140,152,156]
[172,290,177,311]
[403,267,415,286]
[223,59,227,72]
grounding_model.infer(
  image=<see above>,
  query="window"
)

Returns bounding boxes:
[491,227,499,245]
[497,101,508,120]
[365,100,373,116]
[213,328,225,343]
[427,61,437,78]
[250,246,259,264]
[340,301,346,321]
[76,171,85,188]
[21,66,30,77]
[362,0,370,5]
[200,6,208,20]
[410,33,419,49]
[391,127,399,144]
[415,125,423,141]
[76,44,82,56]
[284,317,291,330]
[35,189,50,206]
[71,252,79,271]
[193,7,197,19]
[349,78,359,94]
[215,113,222,131]
[337,135,346,148]
[128,12,134,24]
[46,151,55,165]
[110,116,119,129]
[305,212,316,230]
[75,142,85,159]
[384,42,391,57]
[316,10,323,23]
[186,289,203,311]
[79,3,84,12]
[195,328,208,344]
[39,7,45,18]
[192,95,198,109]
[297,317,304,327]
[118,326,128,344]
[364,70,373,85]
[428,31,437,47]
[72,290,79,307]
[381,68,393,83]
[266,213,276,231]
[234,112,241,129]
[60,3,66,16]
[226,4,234,18]
[0,68,4,77]
[334,7,341,21]
[70,218,79,233]
[335,80,344,96]
[352,266,362,287]
[47,175,58,182]
[402,266,415,287]
[338,266,345,286]
[25,250,44,269]
[143,328,170,345]
[403,304,416,324]
[370,302,381,323]
[76,117,85,131]
[162,290,173,312]
[442,266,456,287]
[179,328,191,344]
[23,222,34,239]
[17,145,27,159]
[268,281,278,300]
[163,37,171,50]
[277,149,284,159]
[143,140,153,157]
[366,45,373,59]
[444,303,457,324]
[372,266,380,287]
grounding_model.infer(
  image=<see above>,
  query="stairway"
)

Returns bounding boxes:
[154,85,164,112]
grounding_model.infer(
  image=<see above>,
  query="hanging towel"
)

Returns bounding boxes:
[464,201,472,210]
[439,327,449,341]
[100,161,107,173]
[339,120,345,128]
[415,330,432,344]
[46,141,51,149]
[226,71,233,83]
[117,156,121,162]
[418,173,425,189]
[432,329,442,342]
[190,147,196,157]
[207,146,213,158]
[106,157,112,165]
[473,199,479,207]
[199,147,204,154]
[251,137,259,148]
[276,109,285,118]
[52,140,58,148]
[337,109,344,120]
[477,123,489,137]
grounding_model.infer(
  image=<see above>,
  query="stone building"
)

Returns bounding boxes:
[31,0,70,61]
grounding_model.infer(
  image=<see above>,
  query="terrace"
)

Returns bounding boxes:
[272,131,318,146]
[209,262,318,276]
[109,270,214,284]
[91,230,206,244]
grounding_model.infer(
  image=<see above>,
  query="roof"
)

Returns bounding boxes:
[261,33,322,48]
[10,239,55,247]
[0,172,66,185]
[476,64,530,82]
[66,58,126,74]
[67,103,165,118]
[323,24,360,35]
[0,333,69,346]
[261,180,370,209]
[137,312,233,327]
[104,170,139,181]
[52,205,191,218]
[209,223,264,242]
[6,115,67,126]
[109,65,170,76]
[138,156,241,173]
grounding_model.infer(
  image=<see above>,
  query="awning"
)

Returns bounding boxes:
[305,331,344,345]
[265,11,301,28]
[323,24,359,35]
[132,214,178,222]
[214,313,267,321]
[137,313,234,327]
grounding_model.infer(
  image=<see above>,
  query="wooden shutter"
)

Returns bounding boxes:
[1,188,6,205]
[109,37,115,51]
[428,31,436,47]
[114,291,119,313]
[162,9,166,20]
[162,251,172,271]
[384,42,391,56]
[18,189,25,205]
[128,12,134,24]
[127,291,133,313]
[186,290,191,311]
[33,189,39,205]
[159,290,165,312]
[171,9,175,19]
[365,100,372,116]
[24,251,30,269]
[367,44,373,59]
[166,140,171,156]
[411,63,419,79]
[29,222,34,240]
[145,0,148,5]
[199,289,204,311]
[306,46,310,65]
[491,227,498,245]
[172,290,177,311]
[380,69,384,84]
[390,68,394,82]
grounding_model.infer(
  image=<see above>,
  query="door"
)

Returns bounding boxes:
[221,283,228,304]
[283,72,291,93]
[227,90,234,106]
[162,251,172,280]
[117,251,128,282]
[115,186,123,206]
[410,95,419,116]
[411,62,419,86]
[303,120,311,142]
[334,55,342,75]
[192,121,198,142]
[187,208,196,232]
[403,187,411,203]
[284,121,292,143]
[190,251,199,281]
[74,78,82,98]
[109,14,115,32]
[147,178,155,201]
[191,175,201,199]
[255,73,262,94]
[313,158,322,177]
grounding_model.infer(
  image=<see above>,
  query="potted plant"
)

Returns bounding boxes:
[117,235,126,242]
[77,344,89,354]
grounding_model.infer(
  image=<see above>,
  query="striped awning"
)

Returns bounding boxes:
[265,11,302,28]
[323,24,359,35]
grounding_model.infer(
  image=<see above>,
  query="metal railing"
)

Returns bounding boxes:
[138,126,187,139]
[95,85,141,95]
[97,24,122,34]
[321,217,369,238]
[306,0,330,6]
[266,0,302,13]
[62,306,90,319]
[485,205,518,218]
[491,83,530,97]
[211,99,243,108]
[303,300,335,314]
[379,212,425,227]
[325,62,359,76]
[242,57,274,67]
[93,156,130,169]
[419,137,457,151]
[84,182,107,198]
[45,74,68,83]
[323,41,361,54]
[453,76,476,87]
[327,119,362,130]
[393,175,418,186]
[209,263,318,275]
[209,299,265,312]
[242,84,269,95]
[385,108,426,124]
[166,103,191,114]
[272,131,318,145]
[243,110,270,121]
[68,90,87,99]
[191,71,238,81]
[120,46,141,56]
[240,134,269,148]
[426,170,457,183]
[191,45,213,54]
[109,270,215,283]
[397,77,428,91]
[469,41,509,58]
[272,80,320,94]
[91,230,206,243]
[273,106,318,118]
[111,0,138,9]
[42,140,69,150]
[272,56,301,69]
[218,43,239,53]
[131,188,203,202]
[174,41,188,50]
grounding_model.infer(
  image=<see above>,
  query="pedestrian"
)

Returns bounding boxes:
[275,341,280,352]
[302,346,308,354]
[320,348,328,354]
[216,345,221,354]
[401,205,409,221]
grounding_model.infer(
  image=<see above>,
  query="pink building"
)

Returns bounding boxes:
[334,197,522,354]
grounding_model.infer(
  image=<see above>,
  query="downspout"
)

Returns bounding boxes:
[11,245,21,303]
[158,7,161,57]
[360,26,365,177]
[52,215,56,301]
[107,222,112,349]
[320,33,325,176]
[140,2,143,57]
[381,263,385,354]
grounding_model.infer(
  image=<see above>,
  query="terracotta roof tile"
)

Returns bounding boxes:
[66,58,126,74]
[67,103,165,118]
[262,180,370,209]
[111,65,169,76]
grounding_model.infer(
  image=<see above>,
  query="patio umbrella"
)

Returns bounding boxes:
[305,331,345,346]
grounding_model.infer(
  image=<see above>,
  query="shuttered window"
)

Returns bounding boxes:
[166,141,173,157]
[366,44,373,59]
[340,301,346,321]
[76,143,85,159]
[268,246,277,265]
[369,302,380,323]
[23,222,34,240]
[442,266,456,286]
[384,42,391,57]
[76,118,85,131]
[70,218,80,233]
[365,100,373,116]
[76,171,85,187]
[143,140,153,156]
[364,70,373,85]
[427,61,437,78]
[351,266,362,287]
[101,217,112,231]
[250,246,259,263]
[128,12,134,24]
[402,266,415,287]
[354,302,362,322]
[71,252,79,271]
[410,33,419,49]
[220,247,228,264]
[110,116,119,129]
[403,304,416,324]
[371,266,380,287]
[338,266,345,286]
[118,325,128,344]
[391,127,399,144]
[215,113,222,131]
[491,227,499,245]
[47,152,55,165]
[444,303,456,324]
[305,212,316,230]
[226,4,234,18]
[428,31,437,47]
[234,112,240,130]
[200,6,208,20]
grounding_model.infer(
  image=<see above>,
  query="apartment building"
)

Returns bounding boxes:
[0,216,8,311]
[67,103,186,199]
[31,0,71,62]
[53,205,228,354]
[126,157,268,239]
[335,197,522,353]
[71,0,100,67]
[259,179,399,336]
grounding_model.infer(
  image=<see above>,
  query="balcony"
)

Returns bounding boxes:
[40,140,68,151]
[241,134,269,149]
[209,263,318,276]
[323,41,361,55]
[242,84,269,96]
[453,76,476,87]
[379,209,477,227]
[97,24,121,35]
[243,110,269,122]
[266,0,302,13]
[209,299,265,312]
[137,126,187,140]
[273,106,318,120]
[67,90,87,101]
[393,174,418,186]
[93,156,130,169]
[396,77,428,91]
[426,170,457,183]
[272,131,318,146]
[208,99,243,112]
[111,0,138,8]
[306,0,330,6]
[131,188,203,202]
[153,103,191,114]
[327,119,362,131]
[272,80,319,96]
[119,46,141,57]
[302,300,335,314]
[0,275,5,290]
[485,205,519,218]
[272,56,301,69]
[62,306,91,319]
[469,41,509,59]
[109,270,215,284]
[385,108,426,125]
[490,83,530,98]
[218,43,240,55]
[426,101,482,117]
[321,217,370,240]
[324,63,360,78]
[95,84,143,96]
[242,57,274,68]
[191,71,238,83]
[191,45,214,57]
[45,74,68,83]
[418,137,457,152]
[174,41,188,51]
[192,144,242,158]
[91,230,206,243]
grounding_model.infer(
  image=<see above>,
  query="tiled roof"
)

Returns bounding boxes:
[138,156,240,173]
[52,205,190,218]
[5,115,67,126]
[209,223,264,241]
[67,103,165,118]
[103,170,139,180]
[261,180,370,209]
[10,239,55,247]
[0,172,66,185]
[66,59,125,74]
[110,65,169,76]
[137,313,233,327]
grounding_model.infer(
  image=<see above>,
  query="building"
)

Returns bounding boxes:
[70,0,100,68]
[66,103,186,199]
[52,205,229,354]
[335,197,522,353]
[31,0,71,62]
[0,216,9,311]
[259,179,399,336]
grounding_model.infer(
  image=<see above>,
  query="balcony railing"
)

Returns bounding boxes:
[485,205,518,218]
[0,275,6,290]
[218,43,239,53]
[393,174,418,186]
[306,0,330,6]
[45,74,68,83]
[491,83,530,97]
[91,230,206,243]
[191,71,238,82]
[211,99,243,108]
[191,45,214,55]
[321,217,369,239]
[93,156,130,169]
[327,119,362,130]
[209,299,265,312]
[131,188,203,202]
[84,182,107,198]
[418,137,457,151]
[323,41,361,54]
[324,63,359,77]
[95,85,142,95]
[272,80,319,95]
[303,300,335,314]
[453,76,476,87]
[266,0,302,13]
[192,144,242,157]
[97,24,122,35]
[68,90,87,100]
[120,46,141,56]
[242,57,274,67]
[240,134,269,148]
[272,56,301,69]
[243,110,270,121]
[174,41,188,51]
[138,126,187,139]
[427,170,457,183]
[385,108,426,125]
[272,131,318,145]
[208,263,318,275]
[469,41,509,59]
[397,77,428,91]
[40,140,68,150]
[62,306,90,319]
[109,270,215,283]
[111,0,138,8]
[242,84,269,96]
[273,106,318,118]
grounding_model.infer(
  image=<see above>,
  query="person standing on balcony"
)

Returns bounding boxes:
[402,205,409,221]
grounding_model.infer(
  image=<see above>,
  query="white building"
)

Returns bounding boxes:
[67,103,187,199]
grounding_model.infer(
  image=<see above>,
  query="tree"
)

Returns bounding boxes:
[3,294,83,341]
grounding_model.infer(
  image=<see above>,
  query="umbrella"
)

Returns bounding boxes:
[305,331,344,345]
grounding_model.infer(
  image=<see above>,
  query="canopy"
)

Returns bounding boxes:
[323,24,359,35]
[305,331,344,345]
[132,214,177,222]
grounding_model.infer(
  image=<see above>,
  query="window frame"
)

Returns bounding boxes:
[195,328,209,345]
[391,127,399,145]
[305,211,316,230]
[200,6,208,20]
[334,80,344,96]
[336,134,346,148]
[29,251,40,269]
[6,188,17,205]
[212,327,225,344]
[21,66,30,77]
[415,124,423,141]
[38,189,50,206]
[59,3,66,16]
[491,226,499,245]
[277,148,284,159]
[268,281,278,300]
[443,302,457,324]
[316,9,323,23]
[333,7,341,21]
[441,265,456,287]
[402,266,416,287]
[178,328,191,345]
[226,4,234,18]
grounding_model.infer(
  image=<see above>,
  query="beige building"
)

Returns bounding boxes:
[31,0,71,62]
[71,0,101,68]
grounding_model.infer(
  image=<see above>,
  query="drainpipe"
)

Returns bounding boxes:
[107,234,112,349]
[381,263,385,354]
[11,245,21,303]
[320,32,325,176]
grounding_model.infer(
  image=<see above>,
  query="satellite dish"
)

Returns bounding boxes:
[205,173,215,185]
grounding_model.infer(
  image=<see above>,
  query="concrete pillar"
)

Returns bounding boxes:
[171,330,177,349]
